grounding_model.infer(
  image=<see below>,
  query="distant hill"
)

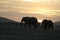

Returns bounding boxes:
[54,21,60,25]
[53,21,60,31]
[0,17,19,23]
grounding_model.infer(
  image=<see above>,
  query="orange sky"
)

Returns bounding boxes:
[0,0,60,22]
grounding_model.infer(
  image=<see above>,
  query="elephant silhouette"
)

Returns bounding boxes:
[41,19,53,31]
[21,17,38,29]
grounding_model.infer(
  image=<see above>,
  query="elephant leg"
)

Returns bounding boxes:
[44,26,46,30]
[52,26,53,32]
[24,23,26,29]
[29,24,31,29]
[48,27,50,31]
[34,24,37,29]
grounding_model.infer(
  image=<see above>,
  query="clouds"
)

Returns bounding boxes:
[0,0,60,22]
[0,0,60,13]
[0,11,59,22]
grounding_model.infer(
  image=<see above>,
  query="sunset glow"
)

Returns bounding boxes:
[38,20,42,22]
[21,0,59,3]
[22,0,43,2]
[0,0,60,22]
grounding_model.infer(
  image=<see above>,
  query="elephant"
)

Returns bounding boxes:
[41,19,53,31]
[21,17,38,29]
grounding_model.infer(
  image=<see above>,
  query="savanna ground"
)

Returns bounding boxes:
[0,23,60,40]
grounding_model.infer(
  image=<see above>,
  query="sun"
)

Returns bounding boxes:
[38,20,42,22]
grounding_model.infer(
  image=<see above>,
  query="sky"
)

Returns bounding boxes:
[0,0,60,22]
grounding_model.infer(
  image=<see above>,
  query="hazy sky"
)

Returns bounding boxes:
[0,0,60,22]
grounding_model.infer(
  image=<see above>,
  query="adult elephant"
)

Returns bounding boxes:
[41,19,53,31]
[21,17,38,29]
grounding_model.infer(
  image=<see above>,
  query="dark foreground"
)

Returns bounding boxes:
[0,22,60,40]
[0,30,60,40]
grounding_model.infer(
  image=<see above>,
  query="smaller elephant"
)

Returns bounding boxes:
[41,19,53,31]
